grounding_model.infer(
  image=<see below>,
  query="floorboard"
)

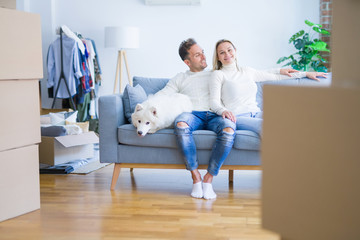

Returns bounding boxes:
[0,164,279,240]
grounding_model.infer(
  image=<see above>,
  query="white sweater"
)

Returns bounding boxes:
[156,70,212,111]
[210,63,306,115]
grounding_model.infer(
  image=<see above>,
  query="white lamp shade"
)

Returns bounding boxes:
[105,26,139,49]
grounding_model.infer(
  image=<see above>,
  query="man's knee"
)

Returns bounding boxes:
[223,127,234,134]
[177,121,189,128]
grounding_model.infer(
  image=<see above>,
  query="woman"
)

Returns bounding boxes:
[210,39,327,135]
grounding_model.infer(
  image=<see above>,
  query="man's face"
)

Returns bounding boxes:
[184,44,207,72]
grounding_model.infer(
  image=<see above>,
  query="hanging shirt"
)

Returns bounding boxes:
[47,35,83,98]
[90,39,102,83]
[84,39,96,89]
[61,25,85,55]
[83,39,96,118]
[78,42,93,93]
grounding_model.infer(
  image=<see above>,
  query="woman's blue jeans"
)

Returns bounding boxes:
[174,111,236,176]
[236,112,263,136]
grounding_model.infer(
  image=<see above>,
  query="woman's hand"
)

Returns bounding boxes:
[280,68,299,77]
[306,72,328,81]
[222,110,236,123]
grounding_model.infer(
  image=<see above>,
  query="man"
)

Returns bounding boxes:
[156,38,236,199]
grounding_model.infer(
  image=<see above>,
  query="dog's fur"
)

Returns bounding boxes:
[131,93,193,137]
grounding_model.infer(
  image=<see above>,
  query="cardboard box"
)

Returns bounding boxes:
[39,131,99,165]
[0,145,40,222]
[0,80,41,152]
[262,86,360,240]
[0,8,43,80]
[0,0,16,9]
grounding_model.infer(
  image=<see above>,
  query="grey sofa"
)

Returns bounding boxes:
[99,74,331,190]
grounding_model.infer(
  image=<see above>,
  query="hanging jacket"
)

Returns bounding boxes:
[47,35,83,98]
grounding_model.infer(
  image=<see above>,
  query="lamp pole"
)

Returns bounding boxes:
[105,26,139,93]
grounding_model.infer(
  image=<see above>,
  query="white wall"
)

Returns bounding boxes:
[18,0,319,108]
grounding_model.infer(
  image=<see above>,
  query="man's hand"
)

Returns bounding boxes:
[306,72,328,81]
[280,68,299,77]
[222,110,236,123]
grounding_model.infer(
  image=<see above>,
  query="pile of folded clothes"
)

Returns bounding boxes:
[39,110,92,174]
[40,110,89,137]
[40,158,91,174]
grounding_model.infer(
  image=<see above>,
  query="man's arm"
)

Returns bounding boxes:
[155,72,183,96]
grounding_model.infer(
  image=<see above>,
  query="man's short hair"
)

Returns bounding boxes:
[179,38,197,61]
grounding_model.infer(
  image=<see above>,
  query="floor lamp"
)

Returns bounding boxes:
[105,26,139,93]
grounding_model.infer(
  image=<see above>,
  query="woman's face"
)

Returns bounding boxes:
[217,41,236,66]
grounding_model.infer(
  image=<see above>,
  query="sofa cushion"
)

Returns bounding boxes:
[123,84,147,123]
[133,76,170,95]
[118,124,260,151]
[233,130,260,150]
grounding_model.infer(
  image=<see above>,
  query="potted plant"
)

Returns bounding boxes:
[277,20,330,72]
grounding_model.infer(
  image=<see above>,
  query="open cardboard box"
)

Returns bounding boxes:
[39,131,99,166]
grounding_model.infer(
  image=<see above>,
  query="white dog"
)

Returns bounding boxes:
[131,93,193,137]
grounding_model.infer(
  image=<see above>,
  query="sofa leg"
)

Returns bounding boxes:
[110,163,121,190]
[229,170,234,183]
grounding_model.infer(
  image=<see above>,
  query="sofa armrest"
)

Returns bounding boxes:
[99,94,126,163]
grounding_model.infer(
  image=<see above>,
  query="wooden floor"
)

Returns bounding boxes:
[0,164,279,240]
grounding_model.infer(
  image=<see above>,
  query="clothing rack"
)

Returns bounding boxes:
[51,27,77,110]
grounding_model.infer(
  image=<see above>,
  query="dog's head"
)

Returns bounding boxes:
[131,104,159,137]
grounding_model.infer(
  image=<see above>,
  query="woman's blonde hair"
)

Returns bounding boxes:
[212,39,239,71]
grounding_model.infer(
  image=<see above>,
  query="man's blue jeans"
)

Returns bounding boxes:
[174,111,236,176]
[236,112,263,136]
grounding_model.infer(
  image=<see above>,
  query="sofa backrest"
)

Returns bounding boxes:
[133,76,170,95]
[256,73,332,110]
[133,73,332,111]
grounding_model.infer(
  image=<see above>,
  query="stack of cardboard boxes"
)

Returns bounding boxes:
[0,8,43,222]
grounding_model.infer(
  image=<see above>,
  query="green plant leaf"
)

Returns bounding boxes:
[310,41,330,52]
[303,33,312,46]
[312,26,321,33]
[304,47,313,54]
[305,20,315,27]
[319,28,330,35]
[294,39,305,50]
[313,26,329,35]
[291,63,301,70]
[298,50,313,60]
[306,20,323,28]
[299,58,310,66]
[278,19,331,69]
[277,56,288,64]
[312,61,327,72]
[315,54,328,63]
[307,53,316,60]
[289,30,305,43]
